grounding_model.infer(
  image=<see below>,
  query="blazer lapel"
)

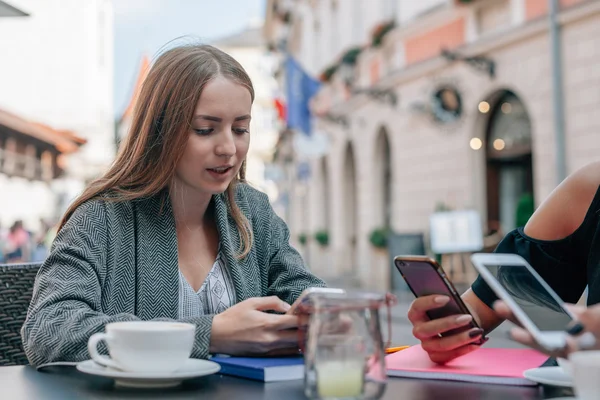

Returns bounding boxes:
[213,192,260,302]
[133,192,179,320]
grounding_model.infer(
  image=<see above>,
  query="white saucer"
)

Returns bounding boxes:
[76,358,221,388]
[522,366,572,388]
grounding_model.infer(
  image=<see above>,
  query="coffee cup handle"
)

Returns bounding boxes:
[88,332,119,370]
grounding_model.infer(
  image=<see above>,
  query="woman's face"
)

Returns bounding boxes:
[174,76,251,196]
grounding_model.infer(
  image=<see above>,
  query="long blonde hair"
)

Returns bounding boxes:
[60,44,255,257]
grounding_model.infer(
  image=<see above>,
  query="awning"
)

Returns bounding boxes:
[0,109,86,153]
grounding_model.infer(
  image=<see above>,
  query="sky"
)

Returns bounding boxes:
[113,0,266,118]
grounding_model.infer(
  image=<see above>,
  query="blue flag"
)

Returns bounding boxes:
[285,56,321,136]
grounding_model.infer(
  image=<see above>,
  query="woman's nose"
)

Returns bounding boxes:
[215,131,236,156]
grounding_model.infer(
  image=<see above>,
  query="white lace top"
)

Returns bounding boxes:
[178,251,236,318]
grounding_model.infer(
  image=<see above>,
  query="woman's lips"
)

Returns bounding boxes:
[207,166,233,179]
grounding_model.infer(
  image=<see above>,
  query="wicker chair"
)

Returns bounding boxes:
[0,262,41,366]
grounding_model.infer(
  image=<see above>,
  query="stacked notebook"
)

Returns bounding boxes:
[386,345,548,386]
[210,355,304,382]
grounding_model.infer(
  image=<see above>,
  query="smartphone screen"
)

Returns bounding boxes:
[479,262,574,331]
[396,259,466,321]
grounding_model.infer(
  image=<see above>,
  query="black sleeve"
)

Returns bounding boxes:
[471,227,587,308]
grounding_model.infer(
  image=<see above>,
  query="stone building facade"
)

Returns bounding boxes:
[265,0,600,290]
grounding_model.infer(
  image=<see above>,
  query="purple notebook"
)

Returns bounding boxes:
[210,355,304,382]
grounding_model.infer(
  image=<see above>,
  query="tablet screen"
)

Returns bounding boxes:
[481,263,574,331]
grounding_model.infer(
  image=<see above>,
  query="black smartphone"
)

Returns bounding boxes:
[394,255,487,344]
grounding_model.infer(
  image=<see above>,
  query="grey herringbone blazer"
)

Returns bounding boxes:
[22,184,325,367]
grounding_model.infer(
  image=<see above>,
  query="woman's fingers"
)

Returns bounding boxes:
[564,303,586,316]
[406,294,486,365]
[268,314,300,331]
[412,314,475,340]
[492,300,512,319]
[407,295,450,324]
[421,327,484,353]
[249,296,291,313]
[508,326,536,347]
[507,326,570,358]
[259,328,299,352]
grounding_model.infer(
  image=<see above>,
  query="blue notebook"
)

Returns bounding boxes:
[210,355,304,382]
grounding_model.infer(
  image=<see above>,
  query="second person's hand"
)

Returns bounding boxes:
[493,300,597,358]
[407,294,485,364]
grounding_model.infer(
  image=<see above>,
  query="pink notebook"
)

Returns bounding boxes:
[386,345,548,386]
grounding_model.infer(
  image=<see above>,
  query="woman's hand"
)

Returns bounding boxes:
[209,296,300,356]
[493,300,598,357]
[570,304,600,342]
[493,300,572,358]
[407,295,485,364]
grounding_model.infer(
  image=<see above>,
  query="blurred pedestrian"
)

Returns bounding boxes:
[5,220,29,263]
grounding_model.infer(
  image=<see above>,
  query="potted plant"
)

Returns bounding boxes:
[320,64,338,83]
[314,230,329,246]
[369,227,389,249]
[298,233,307,246]
[435,201,452,212]
[371,20,395,47]
[341,46,363,66]
[516,193,535,227]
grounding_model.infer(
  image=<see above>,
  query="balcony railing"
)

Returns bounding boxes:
[0,148,54,182]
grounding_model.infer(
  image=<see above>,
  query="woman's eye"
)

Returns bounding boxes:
[234,128,249,135]
[194,128,213,136]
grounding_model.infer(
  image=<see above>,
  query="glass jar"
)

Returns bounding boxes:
[298,291,395,400]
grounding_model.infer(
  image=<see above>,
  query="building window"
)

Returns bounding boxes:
[485,90,533,234]
[24,144,36,179]
[41,151,53,181]
[487,92,532,159]
[3,138,16,175]
[477,0,510,37]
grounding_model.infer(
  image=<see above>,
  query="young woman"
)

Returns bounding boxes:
[407,161,600,363]
[22,44,326,367]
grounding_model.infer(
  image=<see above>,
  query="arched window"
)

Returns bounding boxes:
[485,91,534,233]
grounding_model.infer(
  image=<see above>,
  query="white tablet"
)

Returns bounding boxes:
[471,253,594,351]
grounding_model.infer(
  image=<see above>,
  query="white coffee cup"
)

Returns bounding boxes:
[569,351,600,400]
[87,321,195,373]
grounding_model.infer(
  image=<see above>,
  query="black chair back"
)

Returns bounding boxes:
[0,262,41,366]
